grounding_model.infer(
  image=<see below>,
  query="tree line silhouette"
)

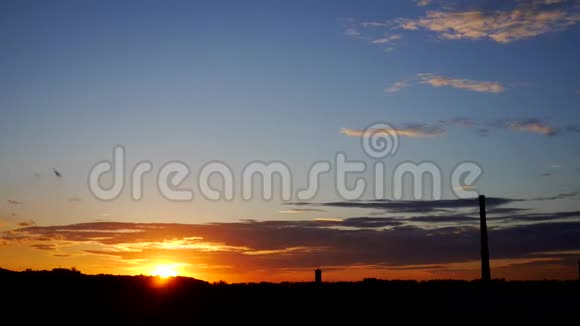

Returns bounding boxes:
[1,267,578,322]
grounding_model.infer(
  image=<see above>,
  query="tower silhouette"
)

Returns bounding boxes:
[314,268,322,284]
[479,195,491,282]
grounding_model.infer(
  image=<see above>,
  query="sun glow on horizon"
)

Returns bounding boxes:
[150,264,180,278]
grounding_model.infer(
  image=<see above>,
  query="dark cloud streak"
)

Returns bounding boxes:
[3,211,579,271]
[287,197,519,213]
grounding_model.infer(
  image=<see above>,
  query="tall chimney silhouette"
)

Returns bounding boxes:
[314,268,322,284]
[479,195,491,282]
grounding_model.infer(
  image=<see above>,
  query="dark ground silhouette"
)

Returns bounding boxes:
[1,268,578,323]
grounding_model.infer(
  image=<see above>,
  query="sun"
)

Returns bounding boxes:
[151,264,179,278]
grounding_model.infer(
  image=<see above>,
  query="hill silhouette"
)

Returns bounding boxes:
[1,267,578,322]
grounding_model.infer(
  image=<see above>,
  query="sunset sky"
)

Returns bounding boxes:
[1,0,580,282]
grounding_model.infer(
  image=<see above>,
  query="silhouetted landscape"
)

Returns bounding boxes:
[1,267,578,322]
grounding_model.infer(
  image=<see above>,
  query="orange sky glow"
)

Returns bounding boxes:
[1,221,577,282]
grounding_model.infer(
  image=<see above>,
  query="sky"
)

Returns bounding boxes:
[1,0,579,282]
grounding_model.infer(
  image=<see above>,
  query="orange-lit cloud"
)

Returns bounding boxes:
[315,218,344,223]
[387,74,505,93]
[279,208,326,214]
[342,118,572,139]
[17,220,36,227]
[418,73,505,93]
[506,119,556,135]
[341,124,446,138]
[1,205,579,282]
[397,4,580,43]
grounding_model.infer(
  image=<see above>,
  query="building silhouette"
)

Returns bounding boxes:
[315,268,322,284]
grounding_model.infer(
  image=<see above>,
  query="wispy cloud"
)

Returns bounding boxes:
[448,118,478,128]
[343,118,577,139]
[344,27,361,37]
[7,200,21,205]
[31,243,55,250]
[17,220,36,227]
[531,191,579,201]
[496,118,557,136]
[453,185,477,192]
[416,0,432,7]
[385,81,411,93]
[360,21,388,27]
[288,197,519,214]
[387,73,505,93]
[492,119,580,136]
[279,208,326,214]
[396,1,580,43]
[341,123,446,138]
[540,163,560,176]
[371,34,401,44]
[345,19,402,51]
[418,73,505,93]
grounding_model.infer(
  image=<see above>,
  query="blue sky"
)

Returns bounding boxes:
[1,0,579,225]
